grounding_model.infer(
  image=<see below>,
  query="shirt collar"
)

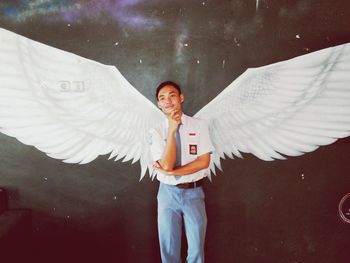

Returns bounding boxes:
[181,113,189,126]
[163,112,188,127]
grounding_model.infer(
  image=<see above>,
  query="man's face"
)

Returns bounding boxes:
[157,85,184,115]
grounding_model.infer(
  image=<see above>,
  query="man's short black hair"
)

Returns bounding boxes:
[156,81,181,100]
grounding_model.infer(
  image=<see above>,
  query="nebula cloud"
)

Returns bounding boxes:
[1,0,162,29]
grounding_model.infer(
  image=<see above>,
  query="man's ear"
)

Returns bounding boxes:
[180,94,184,103]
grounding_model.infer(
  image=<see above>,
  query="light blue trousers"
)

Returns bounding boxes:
[157,183,207,263]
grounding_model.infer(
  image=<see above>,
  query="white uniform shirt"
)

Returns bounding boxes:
[149,114,214,185]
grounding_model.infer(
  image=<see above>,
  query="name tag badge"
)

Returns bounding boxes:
[189,144,197,155]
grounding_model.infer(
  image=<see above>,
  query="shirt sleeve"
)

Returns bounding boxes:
[197,120,215,156]
[148,128,165,162]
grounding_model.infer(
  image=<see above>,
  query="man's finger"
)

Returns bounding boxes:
[153,161,161,168]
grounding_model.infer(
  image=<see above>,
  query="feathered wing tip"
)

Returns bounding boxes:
[195,42,350,171]
[206,172,212,182]
[150,167,158,180]
[208,153,222,177]
[214,155,222,172]
[209,161,217,176]
[138,158,153,182]
[138,145,160,181]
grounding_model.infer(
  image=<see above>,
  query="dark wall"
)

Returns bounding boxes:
[0,1,350,262]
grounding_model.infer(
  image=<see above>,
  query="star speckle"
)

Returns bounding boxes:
[234,37,240,47]
[256,0,260,11]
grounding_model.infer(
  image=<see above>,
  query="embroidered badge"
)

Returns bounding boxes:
[189,144,197,155]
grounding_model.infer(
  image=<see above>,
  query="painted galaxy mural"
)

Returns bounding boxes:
[0,1,350,262]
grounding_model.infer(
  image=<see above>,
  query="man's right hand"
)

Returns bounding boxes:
[168,110,181,133]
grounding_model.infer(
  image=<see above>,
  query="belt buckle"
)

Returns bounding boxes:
[177,182,190,189]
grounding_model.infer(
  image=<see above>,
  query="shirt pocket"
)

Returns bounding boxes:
[187,132,199,157]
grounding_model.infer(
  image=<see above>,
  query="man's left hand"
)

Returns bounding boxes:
[153,162,174,176]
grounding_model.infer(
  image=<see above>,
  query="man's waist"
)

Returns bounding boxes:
[157,168,208,183]
[175,179,203,189]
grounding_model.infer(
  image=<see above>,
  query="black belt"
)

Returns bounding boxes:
[176,179,203,189]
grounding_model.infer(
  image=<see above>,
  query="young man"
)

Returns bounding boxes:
[149,81,214,263]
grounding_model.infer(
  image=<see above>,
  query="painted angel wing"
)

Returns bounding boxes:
[0,28,164,179]
[195,43,350,174]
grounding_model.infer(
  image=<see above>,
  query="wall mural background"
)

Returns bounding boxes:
[0,0,350,262]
